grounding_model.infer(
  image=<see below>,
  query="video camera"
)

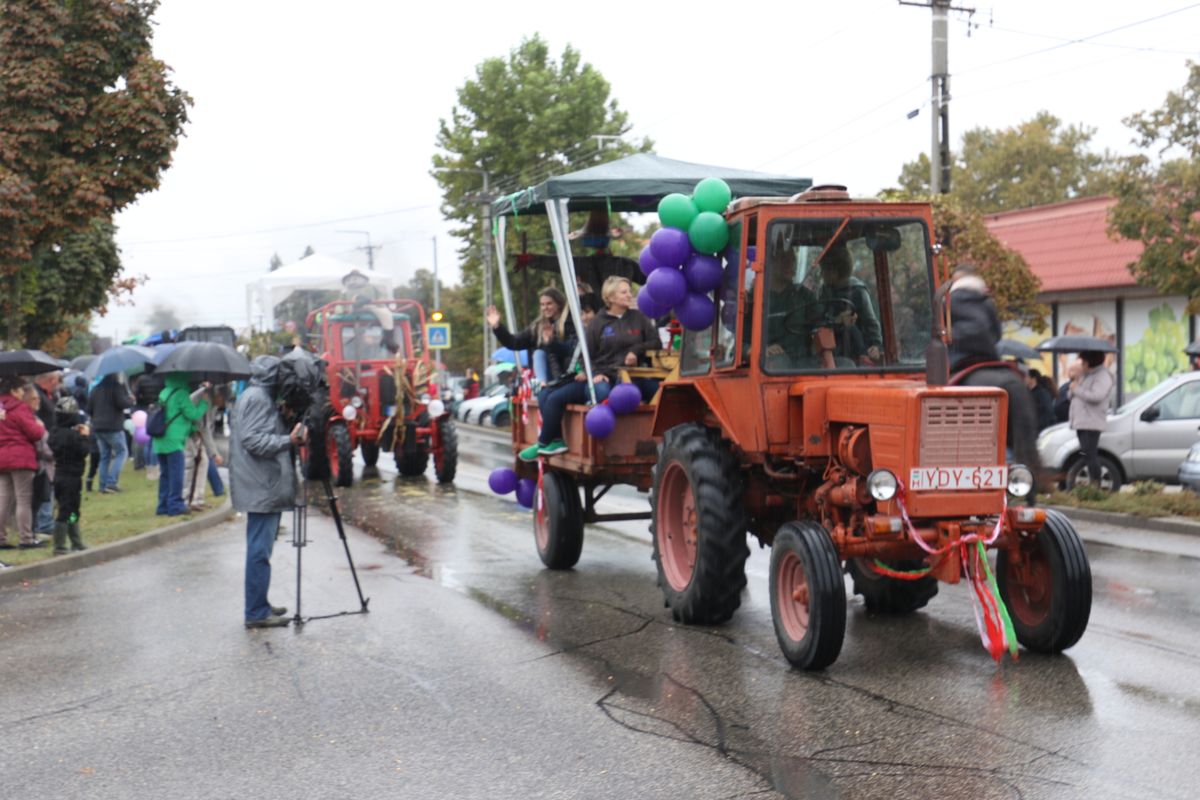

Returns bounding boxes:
[278,348,330,430]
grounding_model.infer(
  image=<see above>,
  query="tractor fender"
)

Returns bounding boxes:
[652,380,750,450]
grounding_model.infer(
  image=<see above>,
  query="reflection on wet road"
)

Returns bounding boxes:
[333,427,1200,800]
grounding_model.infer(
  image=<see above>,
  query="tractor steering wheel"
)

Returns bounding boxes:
[781,298,857,336]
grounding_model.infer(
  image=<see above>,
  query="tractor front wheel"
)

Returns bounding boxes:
[846,558,938,615]
[327,422,354,488]
[770,520,847,671]
[997,509,1092,653]
[534,471,583,569]
[433,418,458,484]
[650,424,748,625]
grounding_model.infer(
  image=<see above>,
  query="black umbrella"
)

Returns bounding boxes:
[154,341,251,381]
[1036,335,1118,354]
[996,339,1041,361]
[1185,340,1200,357]
[0,349,66,376]
[69,354,96,372]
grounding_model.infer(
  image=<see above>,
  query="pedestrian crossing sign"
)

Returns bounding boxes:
[427,322,451,350]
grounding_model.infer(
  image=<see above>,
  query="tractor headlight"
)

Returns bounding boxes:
[350,396,363,409]
[427,399,446,418]
[1007,465,1034,498]
[342,404,358,422]
[866,469,899,501]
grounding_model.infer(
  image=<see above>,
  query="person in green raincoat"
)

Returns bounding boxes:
[151,373,208,516]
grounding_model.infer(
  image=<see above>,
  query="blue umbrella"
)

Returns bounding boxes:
[84,345,156,382]
[490,347,529,367]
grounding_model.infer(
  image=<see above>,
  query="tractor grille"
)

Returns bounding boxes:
[918,396,1000,466]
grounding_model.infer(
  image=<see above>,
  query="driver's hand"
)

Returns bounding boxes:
[766,344,784,356]
[867,345,881,361]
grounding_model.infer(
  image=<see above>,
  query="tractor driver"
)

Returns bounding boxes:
[762,244,817,366]
[817,244,882,364]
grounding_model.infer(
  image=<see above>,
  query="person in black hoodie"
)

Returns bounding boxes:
[48,396,90,554]
[88,372,133,493]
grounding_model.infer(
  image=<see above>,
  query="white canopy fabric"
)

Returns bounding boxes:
[245,253,396,328]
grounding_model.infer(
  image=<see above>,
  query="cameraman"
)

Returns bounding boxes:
[230,355,306,629]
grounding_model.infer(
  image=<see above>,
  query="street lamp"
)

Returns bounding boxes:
[433,166,494,374]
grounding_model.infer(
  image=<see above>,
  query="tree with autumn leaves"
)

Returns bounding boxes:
[0,0,190,348]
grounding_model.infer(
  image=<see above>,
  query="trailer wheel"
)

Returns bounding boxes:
[360,441,380,467]
[997,509,1092,653]
[650,424,748,625]
[433,418,458,484]
[846,558,938,614]
[534,471,583,569]
[328,422,354,488]
[770,520,847,670]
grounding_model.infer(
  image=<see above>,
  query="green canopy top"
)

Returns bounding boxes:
[491,153,811,217]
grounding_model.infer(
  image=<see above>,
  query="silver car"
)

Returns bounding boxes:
[1178,442,1200,491]
[1037,371,1200,490]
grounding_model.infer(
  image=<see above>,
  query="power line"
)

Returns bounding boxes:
[978,21,1199,57]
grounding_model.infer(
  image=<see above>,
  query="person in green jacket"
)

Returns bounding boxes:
[152,373,209,516]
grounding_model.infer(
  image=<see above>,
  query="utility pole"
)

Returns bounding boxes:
[901,0,973,194]
[431,235,442,373]
[434,166,495,375]
[335,229,381,270]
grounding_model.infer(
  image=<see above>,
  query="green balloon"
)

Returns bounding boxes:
[688,211,730,255]
[658,193,698,230]
[692,177,732,214]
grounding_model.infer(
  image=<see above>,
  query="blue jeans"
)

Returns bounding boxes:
[96,430,128,491]
[536,379,612,445]
[532,350,550,383]
[207,459,225,496]
[156,450,187,515]
[245,512,280,622]
[35,500,54,534]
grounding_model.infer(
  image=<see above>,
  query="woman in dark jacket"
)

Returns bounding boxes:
[88,372,133,493]
[0,376,48,548]
[486,287,577,384]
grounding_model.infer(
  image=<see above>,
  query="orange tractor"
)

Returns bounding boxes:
[304,298,456,486]
[507,185,1091,670]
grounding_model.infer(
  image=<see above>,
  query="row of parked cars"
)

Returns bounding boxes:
[439,375,513,428]
[1037,369,1200,491]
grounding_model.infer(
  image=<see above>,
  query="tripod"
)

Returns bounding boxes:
[292,474,370,625]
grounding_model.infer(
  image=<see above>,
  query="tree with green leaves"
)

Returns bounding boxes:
[895,112,1115,214]
[1108,61,1200,311]
[0,0,190,346]
[432,35,650,369]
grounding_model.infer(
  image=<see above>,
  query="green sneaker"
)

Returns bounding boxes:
[539,439,568,456]
[519,443,542,462]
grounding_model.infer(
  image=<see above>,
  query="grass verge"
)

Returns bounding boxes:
[1045,486,1200,518]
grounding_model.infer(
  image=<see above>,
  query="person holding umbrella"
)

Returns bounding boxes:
[1070,351,1116,489]
[88,372,133,493]
[151,372,209,516]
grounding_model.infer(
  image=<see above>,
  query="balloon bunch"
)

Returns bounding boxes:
[488,467,535,508]
[128,409,151,445]
[638,178,733,331]
[583,382,641,440]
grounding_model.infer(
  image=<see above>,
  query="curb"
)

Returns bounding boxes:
[1048,504,1200,537]
[0,500,236,591]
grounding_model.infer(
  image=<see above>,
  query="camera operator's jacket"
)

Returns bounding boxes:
[229,356,296,513]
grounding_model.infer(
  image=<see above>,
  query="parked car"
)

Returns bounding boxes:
[456,382,510,425]
[1178,442,1200,491]
[1038,371,1200,491]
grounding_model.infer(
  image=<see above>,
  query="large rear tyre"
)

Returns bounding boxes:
[360,441,380,467]
[770,520,847,671]
[650,424,748,625]
[846,558,938,614]
[328,422,354,488]
[534,471,583,569]
[433,418,458,484]
[996,509,1092,653]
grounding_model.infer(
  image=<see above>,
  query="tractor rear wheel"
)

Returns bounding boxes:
[433,418,458,484]
[846,558,938,614]
[396,448,428,477]
[534,471,583,569]
[328,422,354,488]
[650,424,748,625]
[360,441,380,467]
[997,509,1092,653]
[770,520,847,670]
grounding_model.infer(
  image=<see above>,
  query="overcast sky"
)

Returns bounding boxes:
[99,0,1200,341]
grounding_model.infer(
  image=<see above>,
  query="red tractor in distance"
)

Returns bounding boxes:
[303,298,457,486]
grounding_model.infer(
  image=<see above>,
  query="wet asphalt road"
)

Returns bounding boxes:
[3,425,1200,799]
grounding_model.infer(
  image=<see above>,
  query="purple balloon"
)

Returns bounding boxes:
[638,245,665,277]
[645,265,688,307]
[648,227,692,267]
[585,404,617,439]
[488,467,519,495]
[515,478,536,509]
[134,426,151,445]
[607,382,642,416]
[637,289,672,320]
[683,253,724,293]
[676,292,716,331]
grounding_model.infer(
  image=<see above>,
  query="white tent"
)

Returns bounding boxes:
[245,253,396,328]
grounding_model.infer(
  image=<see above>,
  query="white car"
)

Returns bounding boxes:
[1037,371,1200,491]
[455,382,511,425]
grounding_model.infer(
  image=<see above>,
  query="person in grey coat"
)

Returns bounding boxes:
[1069,350,1116,489]
[229,356,307,628]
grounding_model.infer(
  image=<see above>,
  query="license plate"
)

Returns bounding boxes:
[909,466,1007,491]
